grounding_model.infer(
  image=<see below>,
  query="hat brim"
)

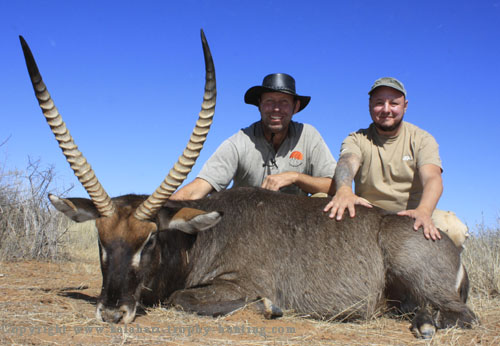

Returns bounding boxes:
[244,86,310,112]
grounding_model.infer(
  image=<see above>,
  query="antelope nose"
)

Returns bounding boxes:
[101,307,124,323]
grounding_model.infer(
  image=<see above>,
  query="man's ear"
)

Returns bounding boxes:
[159,207,223,235]
[294,99,301,114]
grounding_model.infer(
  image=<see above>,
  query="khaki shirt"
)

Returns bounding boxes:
[340,121,442,211]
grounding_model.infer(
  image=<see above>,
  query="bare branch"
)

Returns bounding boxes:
[0,135,11,148]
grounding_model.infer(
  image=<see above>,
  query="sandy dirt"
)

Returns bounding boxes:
[0,261,499,345]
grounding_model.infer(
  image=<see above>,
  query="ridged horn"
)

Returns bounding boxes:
[19,36,115,217]
[134,29,216,221]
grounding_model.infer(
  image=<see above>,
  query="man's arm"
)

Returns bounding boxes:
[323,153,372,219]
[261,126,337,195]
[171,136,239,201]
[397,164,443,240]
[261,173,335,195]
[170,178,214,201]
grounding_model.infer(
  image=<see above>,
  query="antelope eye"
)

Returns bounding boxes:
[144,234,157,250]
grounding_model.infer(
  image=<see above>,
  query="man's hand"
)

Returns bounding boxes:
[400,164,443,241]
[397,208,442,241]
[261,172,298,191]
[323,186,372,220]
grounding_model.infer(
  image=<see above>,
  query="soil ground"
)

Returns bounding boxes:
[0,261,499,345]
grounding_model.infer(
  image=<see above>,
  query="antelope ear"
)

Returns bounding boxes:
[164,207,223,235]
[49,194,100,222]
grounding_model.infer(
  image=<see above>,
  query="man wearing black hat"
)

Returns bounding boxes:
[172,73,336,200]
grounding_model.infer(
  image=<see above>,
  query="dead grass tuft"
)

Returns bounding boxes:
[462,220,500,296]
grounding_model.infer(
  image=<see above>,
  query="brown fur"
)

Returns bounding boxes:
[96,207,157,248]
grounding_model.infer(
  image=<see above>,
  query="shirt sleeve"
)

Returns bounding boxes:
[416,132,443,170]
[309,131,337,178]
[197,139,239,192]
[339,132,363,160]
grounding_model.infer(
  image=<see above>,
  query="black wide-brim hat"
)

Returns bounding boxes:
[244,73,311,112]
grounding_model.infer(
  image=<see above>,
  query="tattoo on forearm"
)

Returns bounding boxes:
[334,153,359,188]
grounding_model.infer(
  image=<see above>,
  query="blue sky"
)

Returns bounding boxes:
[1,1,499,228]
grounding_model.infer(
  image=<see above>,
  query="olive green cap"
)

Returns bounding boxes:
[368,77,407,97]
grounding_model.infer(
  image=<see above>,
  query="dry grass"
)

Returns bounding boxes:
[63,220,100,263]
[462,221,500,296]
[1,160,499,344]
[1,260,499,345]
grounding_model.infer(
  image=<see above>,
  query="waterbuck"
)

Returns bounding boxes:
[20,32,476,339]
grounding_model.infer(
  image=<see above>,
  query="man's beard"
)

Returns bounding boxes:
[374,117,403,133]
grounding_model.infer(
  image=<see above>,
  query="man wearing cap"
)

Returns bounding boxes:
[324,77,447,242]
[172,73,336,200]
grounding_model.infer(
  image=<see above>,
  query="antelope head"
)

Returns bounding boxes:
[20,30,218,324]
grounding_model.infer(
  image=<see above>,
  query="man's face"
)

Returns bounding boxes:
[369,86,408,135]
[259,92,299,135]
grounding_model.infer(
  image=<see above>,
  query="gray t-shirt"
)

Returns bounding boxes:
[198,121,336,196]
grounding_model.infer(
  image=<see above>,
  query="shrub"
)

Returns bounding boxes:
[0,159,73,261]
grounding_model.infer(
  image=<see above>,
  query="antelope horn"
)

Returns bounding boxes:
[19,36,115,217]
[134,29,216,221]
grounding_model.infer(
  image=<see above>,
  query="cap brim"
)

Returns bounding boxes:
[368,84,406,97]
[244,86,310,112]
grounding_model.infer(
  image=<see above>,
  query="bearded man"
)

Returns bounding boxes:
[324,77,465,244]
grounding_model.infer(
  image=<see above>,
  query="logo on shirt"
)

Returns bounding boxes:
[289,151,304,167]
[402,155,413,161]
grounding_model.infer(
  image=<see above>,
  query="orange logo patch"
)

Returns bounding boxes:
[289,151,303,160]
[289,151,304,167]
